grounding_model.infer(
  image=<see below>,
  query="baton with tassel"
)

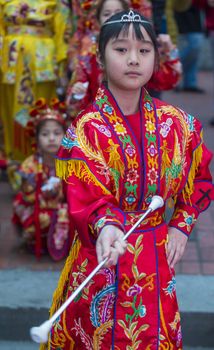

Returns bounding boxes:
[30,195,164,343]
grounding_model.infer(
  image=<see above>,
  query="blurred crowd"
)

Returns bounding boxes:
[0,0,213,260]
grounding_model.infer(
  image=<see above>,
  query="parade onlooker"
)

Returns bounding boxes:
[174,4,205,93]
[0,0,72,161]
[193,0,214,125]
[12,98,71,260]
[66,0,181,117]
[42,10,213,349]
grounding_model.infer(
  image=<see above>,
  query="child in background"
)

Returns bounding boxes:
[42,10,213,350]
[12,98,71,260]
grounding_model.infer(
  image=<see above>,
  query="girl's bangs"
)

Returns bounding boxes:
[110,22,146,41]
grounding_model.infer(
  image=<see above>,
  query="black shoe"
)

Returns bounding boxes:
[174,86,182,92]
[209,118,214,126]
[182,86,205,93]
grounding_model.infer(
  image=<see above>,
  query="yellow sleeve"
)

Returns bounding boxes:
[0,1,5,69]
[172,0,192,12]
[54,0,72,63]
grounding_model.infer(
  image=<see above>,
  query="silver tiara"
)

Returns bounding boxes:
[102,9,150,27]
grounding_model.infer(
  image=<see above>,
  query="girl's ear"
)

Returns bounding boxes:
[96,50,104,69]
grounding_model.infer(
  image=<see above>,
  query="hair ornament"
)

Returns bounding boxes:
[25,98,67,144]
[102,9,150,26]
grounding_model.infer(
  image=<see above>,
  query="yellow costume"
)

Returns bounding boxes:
[0,0,71,160]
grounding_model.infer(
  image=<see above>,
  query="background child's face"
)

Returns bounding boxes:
[99,0,124,26]
[37,120,64,155]
[104,24,155,93]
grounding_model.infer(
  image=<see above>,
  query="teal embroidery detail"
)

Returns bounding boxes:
[187,114,195,131]
[90,284,116,327]
[178,211,197,232]
[96,217,106,229]
[103,104,113,114]
[163,277,176,298]
[125,194,136,204]
[145,101,153,112]
[61,136,79,149]
[125,294,147,323]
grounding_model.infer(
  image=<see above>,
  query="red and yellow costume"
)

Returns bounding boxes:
[41,85,213,349]
[12,154,71,260]
[12,99,72,260]
[0,0,72,160]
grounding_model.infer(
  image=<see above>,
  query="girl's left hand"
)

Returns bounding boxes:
[166,227,188,268]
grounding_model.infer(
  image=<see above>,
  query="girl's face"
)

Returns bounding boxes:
[104,24,155,94]
[99,0,125,26]
[37,120,64,155]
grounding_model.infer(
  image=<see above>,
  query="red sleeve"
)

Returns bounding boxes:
[169,138,213,236]
[66,58,92,118]
[58,121,125,248]
[66,174,125,247]
[148,58,181,91]
[0,159,7,169]
[192,0,207,9]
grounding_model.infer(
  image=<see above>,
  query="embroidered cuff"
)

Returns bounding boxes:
[93,216,125,237]
[168,204,199,236]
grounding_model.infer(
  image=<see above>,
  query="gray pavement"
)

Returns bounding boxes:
[0,342,213,350]
[0,342,38,350]
[0,269,214,347]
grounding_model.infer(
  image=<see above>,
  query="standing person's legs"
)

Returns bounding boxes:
[209,30,214,125]
[178,32,204,90]
[0,84,15,158]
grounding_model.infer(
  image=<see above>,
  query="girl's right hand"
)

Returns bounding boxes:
[96,225,127,267]
[66,81,88,105]
[72,82,88,95]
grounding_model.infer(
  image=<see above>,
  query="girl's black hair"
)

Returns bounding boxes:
[35,119,66,140]
[96,0,129,22]
[98,10,159,63]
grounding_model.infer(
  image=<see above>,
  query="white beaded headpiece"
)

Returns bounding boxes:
[102,9,150,27]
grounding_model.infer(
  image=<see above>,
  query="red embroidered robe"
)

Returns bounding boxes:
[44,86,213,350]
[12,154,72,260]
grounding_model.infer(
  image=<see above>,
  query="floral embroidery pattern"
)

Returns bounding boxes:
[117,235,153,349]
[159,118,173,138]
[95,89,140,210]
[143,94,158,206]
[178,211,197,232]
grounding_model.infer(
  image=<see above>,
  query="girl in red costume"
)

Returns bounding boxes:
[12,99,72,260]
[41,9,213,350]
[66,0,182,118]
